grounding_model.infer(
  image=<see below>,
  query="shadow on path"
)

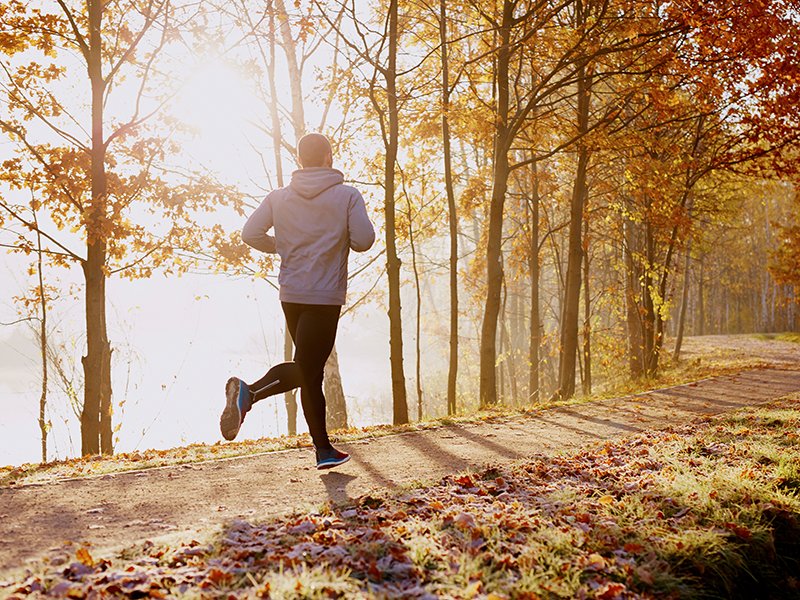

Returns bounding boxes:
[319,471,358,504]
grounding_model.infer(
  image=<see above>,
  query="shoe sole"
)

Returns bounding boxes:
[316,454,350,470]
[220,377,242,441]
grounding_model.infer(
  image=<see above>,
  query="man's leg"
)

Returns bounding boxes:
[248,364,303,402]
[221,302,345,462]
[285,303,341,450]
[220,308,305,441]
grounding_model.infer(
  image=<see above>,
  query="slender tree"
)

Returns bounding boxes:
[440,0,460,416]
[0,1,238,454]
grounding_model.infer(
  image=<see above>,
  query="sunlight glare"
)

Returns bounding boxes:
[173,59,260,167]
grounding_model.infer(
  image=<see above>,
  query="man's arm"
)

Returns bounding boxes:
[348,191,376,252]
[242,194,277,254]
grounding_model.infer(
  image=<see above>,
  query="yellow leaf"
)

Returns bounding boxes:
[76,546,94,567]
[586,552,606,571]
[598,495,615,505]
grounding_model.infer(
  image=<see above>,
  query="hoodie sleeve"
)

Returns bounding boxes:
[348,190,376,252]
[242,193,277,254]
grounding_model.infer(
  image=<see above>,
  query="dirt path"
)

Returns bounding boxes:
[2,361,800,575]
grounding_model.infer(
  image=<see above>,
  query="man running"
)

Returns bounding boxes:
[220,133,375,470]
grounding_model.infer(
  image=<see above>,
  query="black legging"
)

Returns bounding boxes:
[249,302,341,449]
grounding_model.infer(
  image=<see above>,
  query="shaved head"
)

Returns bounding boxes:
[297,133,332,168]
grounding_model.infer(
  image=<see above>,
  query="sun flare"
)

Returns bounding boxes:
[172,59,261,162]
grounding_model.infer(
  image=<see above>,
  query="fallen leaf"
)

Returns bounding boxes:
[454,475,475,488]
[585,553,606,571]
[597,581,627,600]
[724,522,752,539]
[76,547,94,567]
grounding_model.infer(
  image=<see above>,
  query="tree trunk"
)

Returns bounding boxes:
[528,162,540,404]
[557,39,591,400]
[581,208,591,395]
[498,288,507,403]
[324,345,348,430]
[408,197,424,420]
[642,220,657,375]
[625,217,644,377]
[82,0,112,456]
[440,0,458,416]
[385,0,409,424]
[501,290,518,406]
[673,241,691,361]
[509,286,522,406]
[479,0,512,408]
[697,255,705,336]
[35,216,48,463]
[284,328,297,435]
[274,0,305,142]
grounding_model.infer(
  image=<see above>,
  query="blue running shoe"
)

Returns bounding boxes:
[316,446,350,470]
[221,377,251,441]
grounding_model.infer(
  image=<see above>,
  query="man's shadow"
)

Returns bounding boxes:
[319,471,358,504]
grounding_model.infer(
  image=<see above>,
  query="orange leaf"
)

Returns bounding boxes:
[454,475,475,488]
[76,547,94,567]
[597,582,627,600]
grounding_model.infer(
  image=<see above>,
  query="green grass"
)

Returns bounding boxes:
[5,396,800,599]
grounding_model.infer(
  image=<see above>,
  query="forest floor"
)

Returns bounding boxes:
[1,335,800,597]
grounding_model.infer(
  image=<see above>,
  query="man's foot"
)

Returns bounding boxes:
[315,446,350,470]
[221,377,251,441]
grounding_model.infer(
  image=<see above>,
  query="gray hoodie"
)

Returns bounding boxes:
[242,167,376,305]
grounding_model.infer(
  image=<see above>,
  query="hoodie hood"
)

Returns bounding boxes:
[289,167,344,199]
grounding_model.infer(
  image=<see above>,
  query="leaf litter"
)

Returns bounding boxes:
[4,397,800,599]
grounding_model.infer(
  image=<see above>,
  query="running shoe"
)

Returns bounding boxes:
[221,377,252,441]
[315,446,350,470]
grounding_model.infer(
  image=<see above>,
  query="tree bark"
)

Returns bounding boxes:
[440,0,458,416]
[509,285,522,406]
[642,220,657,375]
[284,328,297,435]
[385,0,409,424]
[556,35,591,400]
[625,217,644,377]
[324,345,348,430]
[673,241,691,361]
[581,207,591,395]
[35,215,48,463]
[527,162,541,403]
[501,288,518,405]
[408,202,424,420]
[82,0,112,456]
[697,254,705,336]
[274,0,305,141]
[479,0,512,408]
